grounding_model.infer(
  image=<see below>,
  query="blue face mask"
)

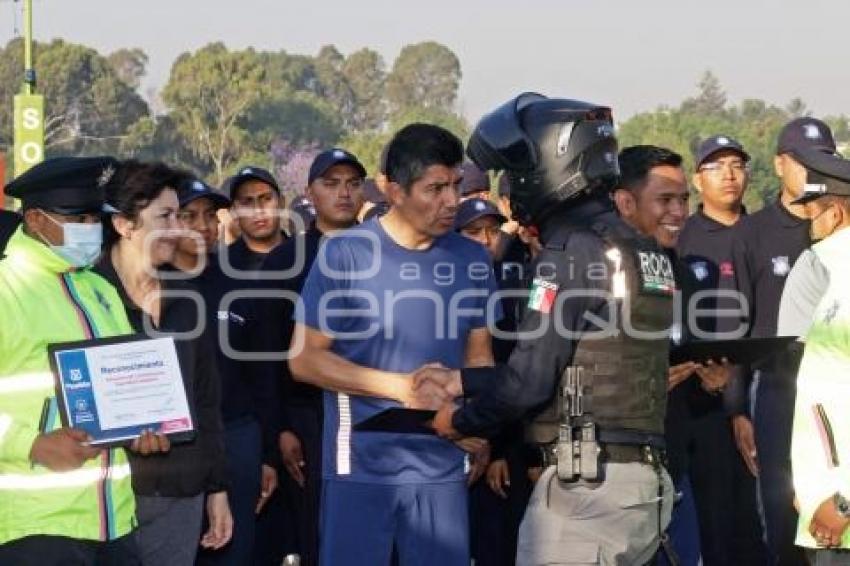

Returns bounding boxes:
[41,213,104,268]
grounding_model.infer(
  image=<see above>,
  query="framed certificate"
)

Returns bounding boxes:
[48,334,195,447]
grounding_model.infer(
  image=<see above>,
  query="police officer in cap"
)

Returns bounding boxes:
[416,93,677,565]
[782,149,850,563]
[0,157,169,565]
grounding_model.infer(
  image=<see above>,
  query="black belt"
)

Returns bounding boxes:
[534,441,666,467]
[604,443,666,466]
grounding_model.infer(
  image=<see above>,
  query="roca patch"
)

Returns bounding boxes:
[635,250,676,295]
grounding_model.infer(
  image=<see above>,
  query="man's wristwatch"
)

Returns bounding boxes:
[834,492,850,518]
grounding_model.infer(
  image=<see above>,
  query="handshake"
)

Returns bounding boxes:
[402,363,488,478]
[403,363,464,411]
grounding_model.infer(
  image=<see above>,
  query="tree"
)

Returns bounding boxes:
[385,42,461,115]
[107,47,148,90]
[0,38,149,156]
[162,43,267,184]
[342,48,386,132]
[681,70,727,117]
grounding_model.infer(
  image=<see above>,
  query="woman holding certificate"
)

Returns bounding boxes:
[96,161,232,566]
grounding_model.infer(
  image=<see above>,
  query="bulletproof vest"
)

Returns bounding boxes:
[526,220,675,445]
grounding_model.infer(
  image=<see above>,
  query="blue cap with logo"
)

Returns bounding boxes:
[177,178,230,209]
[694,135,750,168]
[308,148,367,185]
[777,117,837,157]
[455,198,507,230]
[223,166,280,199]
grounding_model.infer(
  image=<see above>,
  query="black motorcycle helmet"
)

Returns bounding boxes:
[466,92,619,225]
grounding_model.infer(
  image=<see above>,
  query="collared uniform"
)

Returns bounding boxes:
[677,205,766,565]
[724,198,811,565]
[0,228,136,546]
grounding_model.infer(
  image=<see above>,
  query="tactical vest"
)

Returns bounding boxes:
[526,221,675,445]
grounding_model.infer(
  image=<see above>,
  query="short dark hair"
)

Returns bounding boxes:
[385,123,464,192]
[617,145,683,192]
[104,160,191,249]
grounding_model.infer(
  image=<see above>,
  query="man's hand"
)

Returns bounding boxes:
[256,464,278,514]
[29,428,101,471]
[432,403,461,440]
[412,364,463,398]
[201,491,233,550]
[668,362,697,391]
[487,459,510,499]
[732,415,759,477]
[695,359,731,394]
[129,429,170,456]
[466,440,491,487]
[809,496,850,547]
[279,431,306,488]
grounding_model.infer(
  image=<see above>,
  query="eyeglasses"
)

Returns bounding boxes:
[698,162,749,175]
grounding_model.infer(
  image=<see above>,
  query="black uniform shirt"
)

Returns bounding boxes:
[720,198,811,413]
[453,196,653,436]
[676,205,743,337]
[259,225,326,421]
[185,255,281,463]
[226,232,286,273]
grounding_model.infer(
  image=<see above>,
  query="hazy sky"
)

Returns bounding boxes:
[0,0,845,122]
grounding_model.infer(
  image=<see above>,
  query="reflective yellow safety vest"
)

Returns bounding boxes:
[0,227,136,544]
[792,227,850,549]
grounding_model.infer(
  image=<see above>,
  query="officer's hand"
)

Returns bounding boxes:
[466,441,491,487]
[809,497,850,547]
[29,428,102,471]
[412,364,463,399]
[732,415,759,477]
[256,464,278,514]
[279,431,306,488]
[432,403,461,440]
[695,358,731,394]
[129,429,170,455]
[201,491,233,550]
[487,459,511,499]
[668,362,697,391]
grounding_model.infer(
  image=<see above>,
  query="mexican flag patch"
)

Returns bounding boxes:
[528,278,559,313]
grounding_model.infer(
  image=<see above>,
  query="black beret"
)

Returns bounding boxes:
[6,156,118,214]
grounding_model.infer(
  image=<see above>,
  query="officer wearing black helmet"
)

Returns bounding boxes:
[416,93,677,565]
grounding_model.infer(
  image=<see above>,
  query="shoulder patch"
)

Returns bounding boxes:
[528,277,559,313]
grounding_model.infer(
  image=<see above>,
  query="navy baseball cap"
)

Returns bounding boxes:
[223,166,279,199]
[177,178,230,209]
[455,198,506,230]
[459,161,491,196]
[694,135,750,168]
[777,117,836,156]
[308,148,367,185]
[791,148,850,204]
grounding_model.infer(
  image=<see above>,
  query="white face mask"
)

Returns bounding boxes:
[40,213,104,268]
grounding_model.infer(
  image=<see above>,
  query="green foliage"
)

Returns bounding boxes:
[0,38,149,157]
[618,71,850,211]
[385,41,462,115]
